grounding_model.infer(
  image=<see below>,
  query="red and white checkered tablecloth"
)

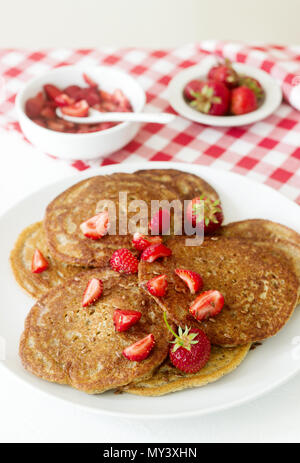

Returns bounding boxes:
[0,42,299,204]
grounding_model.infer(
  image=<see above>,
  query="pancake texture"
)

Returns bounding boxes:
[20,269,171,393]
[124,343,251,396]
[136,168,219,200]
[218,220,300,295]
[44,173,177,267]
[10,222,80,298]
[219,219,300,247]
[139,236,299,346]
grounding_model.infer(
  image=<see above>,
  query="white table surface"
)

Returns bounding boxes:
[1,131,300,444]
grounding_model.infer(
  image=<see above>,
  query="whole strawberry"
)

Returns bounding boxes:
[163,313,211,373]
[189,81,229,116]
[186,195,224,234]
[230,86,257,115]
[208,59,239,89]
[183,79,203,101]
[239,75,264,102]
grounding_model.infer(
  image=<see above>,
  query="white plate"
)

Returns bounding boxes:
[167,57,282,127]
[0,161,299,419]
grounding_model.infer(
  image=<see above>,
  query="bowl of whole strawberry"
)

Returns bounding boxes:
[16,66,146,160]
[168,56,282,127]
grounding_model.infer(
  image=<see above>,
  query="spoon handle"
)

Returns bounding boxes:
[56,108,176,125]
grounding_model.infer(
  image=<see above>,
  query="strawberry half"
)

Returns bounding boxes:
[149,209,171,235]
[113,309,142,332]
[110,248,139,274]
[80,211,109,239]
[31,249,49,273]
[61,99,89,117]
[132,233,162,252]
[186,195,224,234]
[189,290,224,321]
[140,243,172,263]
[174,269,203,294]
[163,312,211,373]
[146,274,167,297]
[82,278,103,307]
[123,334,155,361]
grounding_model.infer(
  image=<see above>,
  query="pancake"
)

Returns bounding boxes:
[218,220,300,297]
[139,236,299,346]
[19,269,172,394]
[10,222,80,298]
[44,173,177,267]
[219,219,300,247]
[136,168,219,201]
[124,343,251,396]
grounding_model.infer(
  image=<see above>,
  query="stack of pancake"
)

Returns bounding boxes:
[10,169,300,396]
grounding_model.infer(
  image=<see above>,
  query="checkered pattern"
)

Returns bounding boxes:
[0,43,299,204]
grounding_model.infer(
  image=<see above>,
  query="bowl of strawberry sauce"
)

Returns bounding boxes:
[16,66,146,160]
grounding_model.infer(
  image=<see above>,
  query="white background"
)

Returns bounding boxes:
[1,0,300,443]
[0,0,299,48]
[0,132,300,443]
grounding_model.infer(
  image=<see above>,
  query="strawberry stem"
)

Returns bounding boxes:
[163,311,179,340]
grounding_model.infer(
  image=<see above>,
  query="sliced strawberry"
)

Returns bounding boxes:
[132,233,162,252]
[25,92,45,118]
[43,84,61,101]
[99,101,116,112]
[64,85,83,100]
[110,248,139,274]
[82,87,101,106]
[113,309,142,332]
[140,243,172,263]
[46,119,66,132]
[189,290,224,321]
[31,249,49,273]
[123,334,155,361]
[174,269,203,294]
[32,118,47,128]
[149,209,171,235]
[112,89,132,111]
[61,99,89,117]
[54,93,75,107]
[97,122,116,130]
[80,211,109,239]
[99,89,113,102]
[82,278,103,307]
[146,274,167,297]
[83,73,98,87]
[40,106,56,119]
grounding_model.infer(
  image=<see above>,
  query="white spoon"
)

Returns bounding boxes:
[56,107,176,124]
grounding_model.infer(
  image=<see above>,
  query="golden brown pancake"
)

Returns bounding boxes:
[136,168,219,200]
[218,220,300,298]
[44,173,177,267]
[219,219,300,247]
[124,343,251,396]
[139,236,299,346]
[20,269,172,394]
[10,222,80,298]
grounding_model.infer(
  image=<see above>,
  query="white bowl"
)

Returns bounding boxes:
[16,66,146,160]
[167,56,282,127]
